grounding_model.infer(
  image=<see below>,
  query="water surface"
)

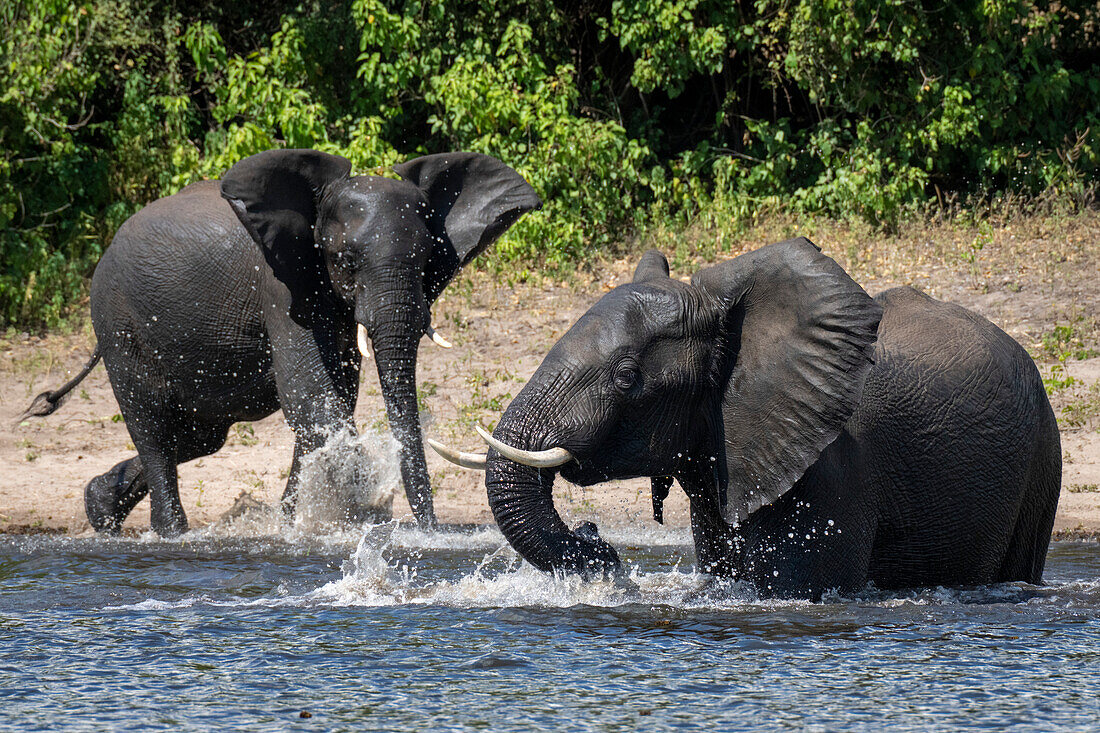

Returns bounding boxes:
[1,525,1098,731]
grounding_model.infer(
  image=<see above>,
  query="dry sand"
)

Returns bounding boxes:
[2,214,1099,538]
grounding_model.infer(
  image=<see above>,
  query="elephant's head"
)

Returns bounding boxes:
[433,238,880,575]
[220,149,541,526]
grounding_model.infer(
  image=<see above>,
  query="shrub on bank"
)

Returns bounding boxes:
[2,0,1097,327]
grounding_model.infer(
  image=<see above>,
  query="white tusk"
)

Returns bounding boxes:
[426,439,487,470]
[474,425,574,468]
[426,325,452,349]
[357,324,371,359]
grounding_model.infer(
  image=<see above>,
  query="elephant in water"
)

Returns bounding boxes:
[432,239,1061,599]
[26,149,541,536]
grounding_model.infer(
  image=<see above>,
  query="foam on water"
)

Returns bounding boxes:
[100,518,1100,617]
[96,519,712,612]
[303,538,1065,613]
[310,526,658,609]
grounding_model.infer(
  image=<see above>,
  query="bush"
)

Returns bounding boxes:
[2,0,1097,327]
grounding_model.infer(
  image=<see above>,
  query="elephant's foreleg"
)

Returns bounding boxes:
[136,444,186,538]
[280,439,310,517]
[678,470,740,576]
[268,307,381,523]
[688,497,740,577]
[739,483,877,599]
[85,457,149,534]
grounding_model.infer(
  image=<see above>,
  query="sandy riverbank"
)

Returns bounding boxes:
[3,214,1099,538]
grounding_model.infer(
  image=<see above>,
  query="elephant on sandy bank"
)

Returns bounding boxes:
[26,149,541,536]
[433,238,1061,599]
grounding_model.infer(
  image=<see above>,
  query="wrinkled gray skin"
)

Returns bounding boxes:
[28,149,540,536]
[485,239,1061,599]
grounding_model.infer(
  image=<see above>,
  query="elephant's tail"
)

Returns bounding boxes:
[21,345,103,419]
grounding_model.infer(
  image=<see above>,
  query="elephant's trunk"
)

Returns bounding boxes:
[360,284,436,528]
[485,403,621,578]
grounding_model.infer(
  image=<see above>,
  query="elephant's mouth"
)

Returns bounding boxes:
[429,432,628,494]
[429,426,647,485]
[475,425,575,468]
[355,322,452,361]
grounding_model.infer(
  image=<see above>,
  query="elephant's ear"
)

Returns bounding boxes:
[633,250,671,283]
[220,149,352,269]
[692,237,882,524]
[394,152,542,265]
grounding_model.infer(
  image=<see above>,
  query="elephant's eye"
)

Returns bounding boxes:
[333,250,355,269]
[613,362,639,391]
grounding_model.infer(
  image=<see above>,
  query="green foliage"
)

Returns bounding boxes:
[774,0,1100,222]
[1061,381,1100,429]
[1038,320,1095,397]
[1040,322,1098,362]
[3,0,1098,327]
[1042,364,1076,395]
[426,22,655,263]
[601,0,729,97]
[2,2,105,328]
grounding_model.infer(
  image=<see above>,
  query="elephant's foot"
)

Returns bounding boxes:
[150,501,188,538]
[278,478,393,528]
[84,458,150,534]
[282,436,398,528]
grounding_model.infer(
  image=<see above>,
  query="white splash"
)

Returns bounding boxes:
[305,523,718,609]
[294,426,399,529]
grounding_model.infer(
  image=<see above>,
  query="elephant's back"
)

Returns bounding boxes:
[869,287,1046,416]
[851,286,1057,584]
[865,285,1050,453]
[92,178,263,327]
[98,180,251,267]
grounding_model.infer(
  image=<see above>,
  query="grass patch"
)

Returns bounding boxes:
[457,369,515,425]
[1062,381,1100,430]
[1037,321,1099,363]
[1044,364,1078,396]
[230,422,258,447]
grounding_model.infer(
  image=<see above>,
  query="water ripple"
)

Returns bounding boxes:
[1,531,1098,731]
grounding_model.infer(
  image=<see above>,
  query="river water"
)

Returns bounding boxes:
[1,524,1098,731]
